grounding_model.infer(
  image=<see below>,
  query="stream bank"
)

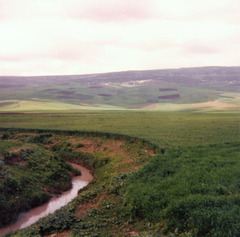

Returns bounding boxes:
[0,164,93,236]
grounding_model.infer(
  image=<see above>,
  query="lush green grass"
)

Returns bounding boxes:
[0,111,239,147]
[0,140,20,156]
[124,142,240,236]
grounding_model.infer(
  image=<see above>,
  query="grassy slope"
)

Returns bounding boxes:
[0,78,239,111]
[0,93,239,112]
[1,67,239,111]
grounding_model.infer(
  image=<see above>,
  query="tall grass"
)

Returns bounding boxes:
[124,142,240,236]
[0,111,239,147]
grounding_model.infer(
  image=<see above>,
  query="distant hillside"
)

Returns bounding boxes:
[0,66,239,111]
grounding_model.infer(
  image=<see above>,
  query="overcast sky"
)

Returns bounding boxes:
[0,0,239,76]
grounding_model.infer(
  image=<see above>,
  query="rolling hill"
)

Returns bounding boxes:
[0,66,239,111]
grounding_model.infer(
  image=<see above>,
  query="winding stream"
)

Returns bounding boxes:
[0,163,93,236]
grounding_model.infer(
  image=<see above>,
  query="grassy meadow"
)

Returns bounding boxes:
[0,111,239,147]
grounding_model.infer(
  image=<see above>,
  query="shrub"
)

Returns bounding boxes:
[27,133,53,144]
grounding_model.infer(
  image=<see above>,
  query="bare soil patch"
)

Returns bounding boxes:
[158,94,180,99]
[159,88,178,91]
[219,95,234,98]
[192,100,238,110]
[67,136,155,174]
[97,94,112,97]
[75,201,100,218]
[46,231,72,237]
[75,94,94,100]
[42,89,58,92]
[0,102,15,107]
[0,112,25,115]
[69,137,128,157]
[57,96,74,99]
[54,91,75,95]
[132,104,158,109]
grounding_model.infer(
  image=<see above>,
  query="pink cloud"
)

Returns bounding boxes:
[0,55,23,62]
[67,0,155,22]
[0,0,155,22]
[186,45,220,55]
[0,0,239,76]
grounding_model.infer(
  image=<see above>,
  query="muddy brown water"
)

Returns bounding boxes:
[0,163,93,236]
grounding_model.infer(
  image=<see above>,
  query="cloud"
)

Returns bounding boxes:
[0,0,239,75]
[1,0,239,23]
[68,0,154,22]
[0,0,155,22]
[185,44,220,55]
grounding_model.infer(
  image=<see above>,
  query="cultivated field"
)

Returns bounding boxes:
[0,67,239,112]
[0,111,239,147]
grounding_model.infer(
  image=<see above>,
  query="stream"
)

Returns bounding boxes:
[0,163,93,236]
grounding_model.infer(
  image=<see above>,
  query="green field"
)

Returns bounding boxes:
[1,111,239,147]
[0,110,239,236]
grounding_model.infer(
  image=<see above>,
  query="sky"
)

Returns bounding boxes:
[0,0,239,76]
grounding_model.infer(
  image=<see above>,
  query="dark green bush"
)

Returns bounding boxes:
[0,146,73,226]
[2,133,10,140]
[27,133,53,144]
[36,208,78,235]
